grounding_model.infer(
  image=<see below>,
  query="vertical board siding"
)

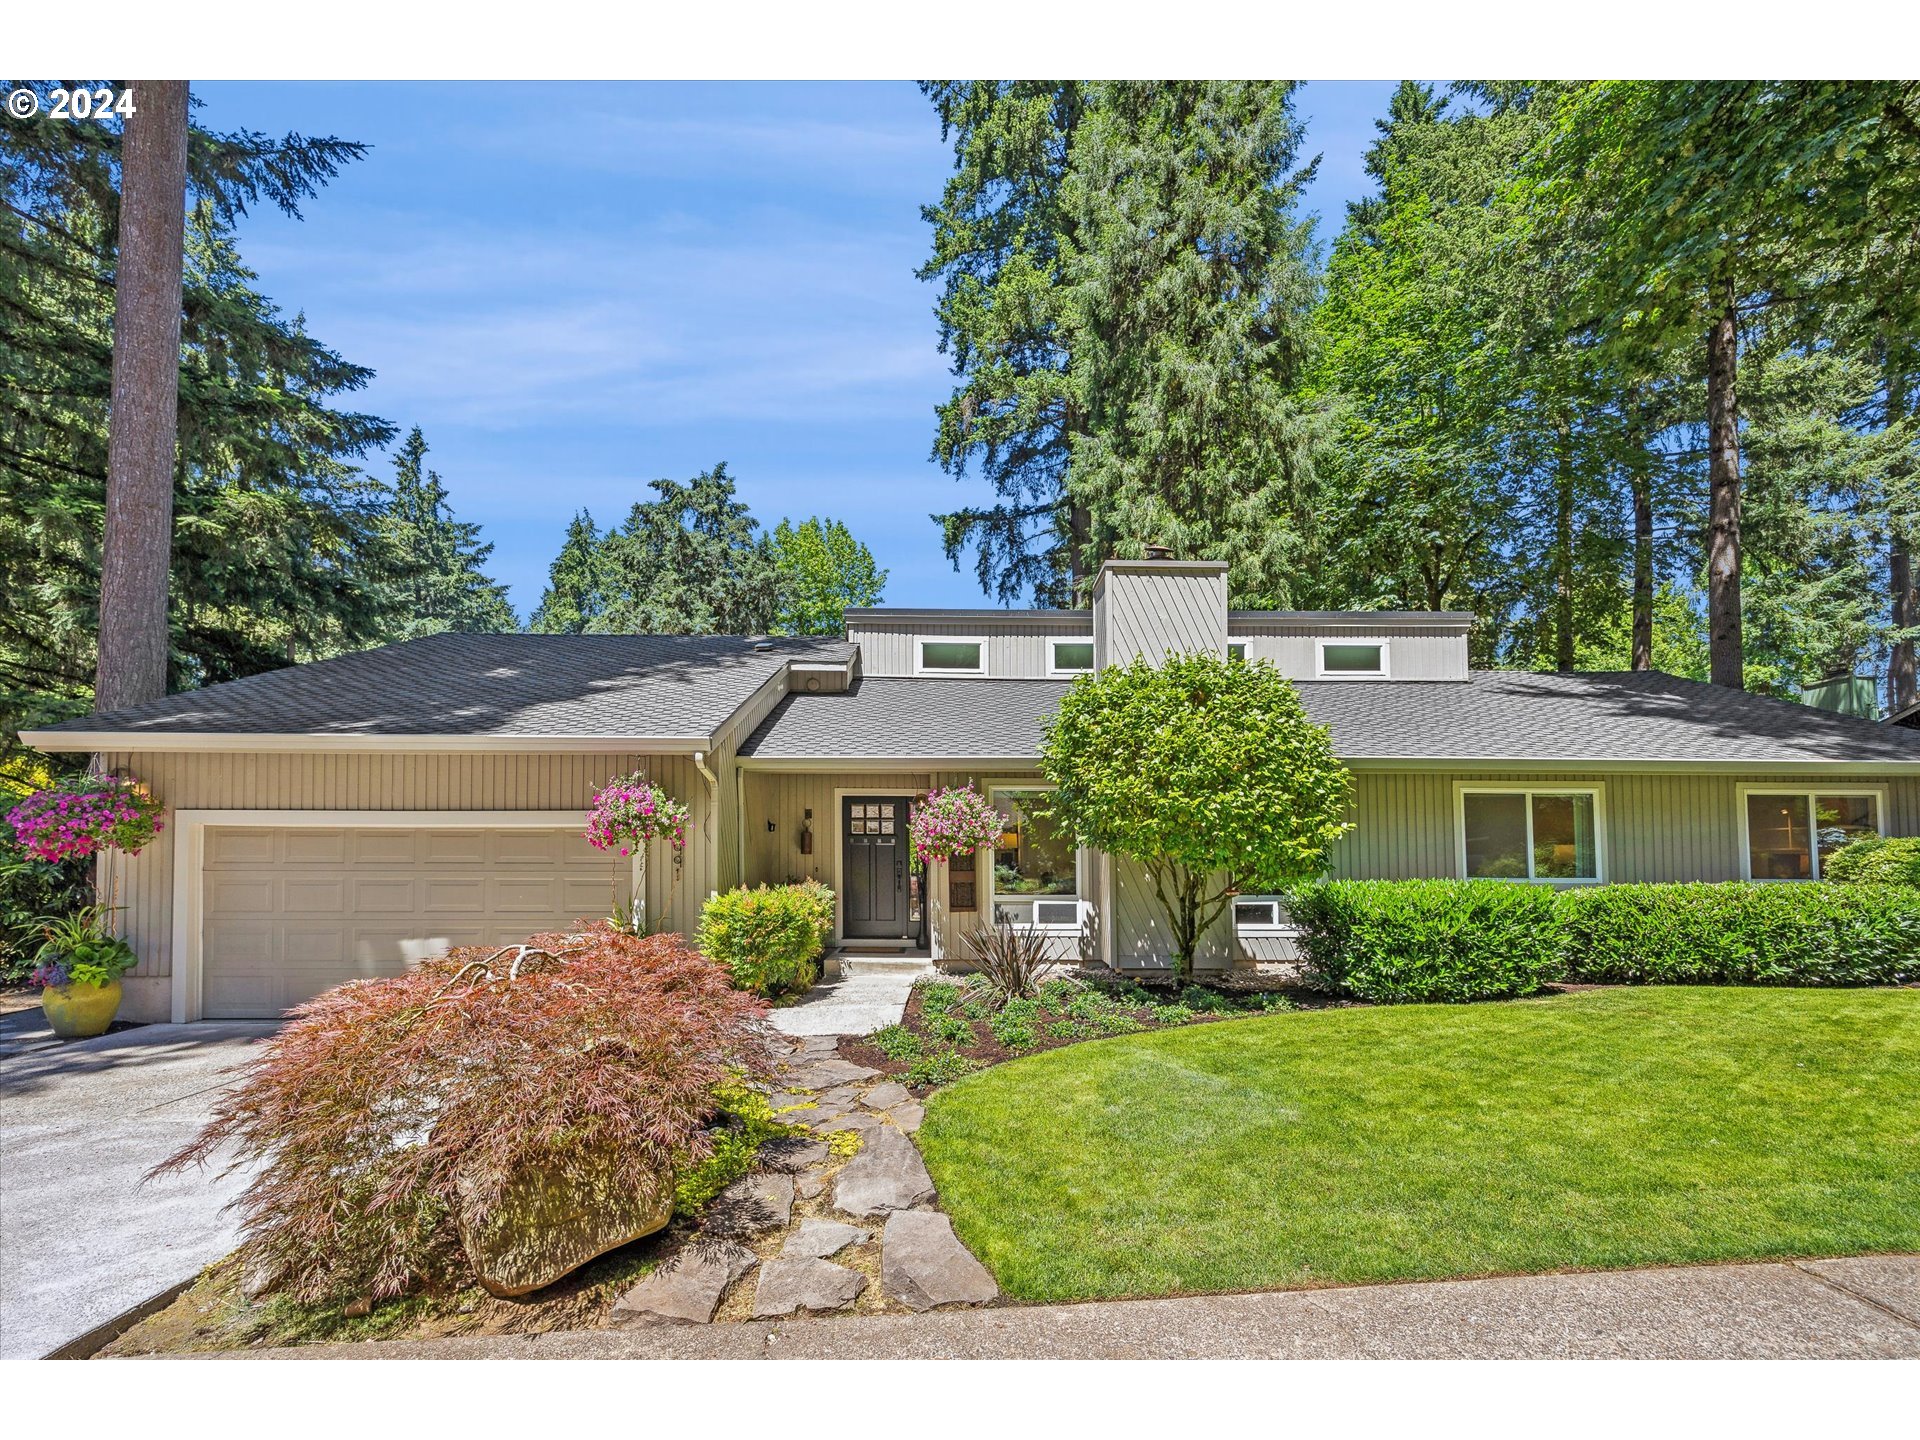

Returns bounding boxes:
[1101,569,1228,665]
[847,620,1092,679]
[101,750,716,989]
[1227,620,1470,681]
[1329,770,1920,884]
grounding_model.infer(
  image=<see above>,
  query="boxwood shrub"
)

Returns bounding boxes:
[1290,879,1565,1002]
[1558,882,1920,986]
[696,880,835,997]
[1822,835,1920,888]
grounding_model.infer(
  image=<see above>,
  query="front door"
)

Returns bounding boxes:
[842,796,911,940]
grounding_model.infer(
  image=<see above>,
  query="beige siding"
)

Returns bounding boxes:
[1229,618,1470,681]
[1330,769,1920,883]
[98,750,714,1020]
[1094,564,1229,667]
[848,619,1092,679]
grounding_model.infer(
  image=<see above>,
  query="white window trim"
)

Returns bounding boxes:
[167,809,632,1024]
[1735,783,1889,882]
[1454,784,1608,885]
[986,783,1083,931]
[1231,895,1292,936]
[1316,637,1391,679]
[1047,638,1096,677]
[1227,641,1248,662]
[915,635,989,676]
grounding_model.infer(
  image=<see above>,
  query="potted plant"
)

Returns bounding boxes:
[31,905,138,1039]
[585,773,691,933]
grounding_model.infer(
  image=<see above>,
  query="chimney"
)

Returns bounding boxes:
[1091,553,1229,669]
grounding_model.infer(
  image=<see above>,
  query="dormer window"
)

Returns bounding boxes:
[1316,639,1389,678]
[916,637,987,675]
[1049,640,1095,675]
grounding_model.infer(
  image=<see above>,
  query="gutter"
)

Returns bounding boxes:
[16,731,714,755]
[693,750,720,903]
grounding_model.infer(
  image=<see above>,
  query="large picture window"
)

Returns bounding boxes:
[1741,789,1883,880]
[1458,786,1602,882]
[988,786,1080,928]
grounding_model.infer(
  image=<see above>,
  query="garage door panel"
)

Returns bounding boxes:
[352,830,419,866]
[284,830,349,866]
[422,830,489,865]
[202,824,625,1020]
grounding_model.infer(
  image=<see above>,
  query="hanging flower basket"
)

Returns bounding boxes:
[908,785,1009,869]
[586,774,691,933]
[7,774,165,864]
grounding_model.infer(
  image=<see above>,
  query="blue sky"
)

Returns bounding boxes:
[195,80,1401,617]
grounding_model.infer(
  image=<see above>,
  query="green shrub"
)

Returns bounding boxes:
[904,1047,976,1088]
[1823,836,1920,888]
[1291,879,1565,1002]
[696,881,833,998]
[1559,882,1920,986]
[870,1024,925,1061]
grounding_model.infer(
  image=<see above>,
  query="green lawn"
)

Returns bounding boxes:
[916,987,1920,1302]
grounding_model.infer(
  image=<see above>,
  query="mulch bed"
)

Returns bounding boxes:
[838,975,1354,1091]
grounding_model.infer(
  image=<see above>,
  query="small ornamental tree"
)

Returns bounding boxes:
[585,773,690,932]
[1040,653,1354,982]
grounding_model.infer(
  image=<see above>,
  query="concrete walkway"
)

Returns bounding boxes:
[204,1255,1919,1361]
[0,1022,276,1360]
[767,972,918,1037]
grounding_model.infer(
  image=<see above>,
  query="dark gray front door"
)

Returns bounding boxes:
[842,796,910,939]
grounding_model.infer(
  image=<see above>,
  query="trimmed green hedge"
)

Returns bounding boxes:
[1290,877,1920,1000]
[696,880,835,998]
[1289,879,1564,1003]
[1823,835,1920,887]
[1558,883,1920,986]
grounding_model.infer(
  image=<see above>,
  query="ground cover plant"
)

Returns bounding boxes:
[840,973,1303,1091]
[155,924,772,1307]
[916,987,1920,1303]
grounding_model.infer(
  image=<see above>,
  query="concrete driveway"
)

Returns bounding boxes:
[0,1021,275,1359]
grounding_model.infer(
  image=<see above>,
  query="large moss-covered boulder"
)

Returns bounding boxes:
[457,1150,673,1298]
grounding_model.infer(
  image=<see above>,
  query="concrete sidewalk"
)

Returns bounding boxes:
[207,1254,1920,1360]
[1,1022,276,1360]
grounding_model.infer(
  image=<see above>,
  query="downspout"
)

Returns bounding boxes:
[693,750,720,918]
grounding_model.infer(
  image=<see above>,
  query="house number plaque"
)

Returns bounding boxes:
[949,871,977,912]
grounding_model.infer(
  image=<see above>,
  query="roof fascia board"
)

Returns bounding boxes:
[20,731,708,755]
[737,755,1041,772]
[1343,757,1920,774]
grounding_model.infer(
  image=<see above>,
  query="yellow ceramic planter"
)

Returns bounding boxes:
[41,979,122,1039]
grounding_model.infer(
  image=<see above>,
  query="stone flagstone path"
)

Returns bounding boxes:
[605,1030,999,1329]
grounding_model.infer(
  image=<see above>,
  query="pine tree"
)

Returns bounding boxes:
[530,510,609,634]
[597,464,781,635]
[0,81,396,741]
[771,517,887,635]
[376,427,516,637]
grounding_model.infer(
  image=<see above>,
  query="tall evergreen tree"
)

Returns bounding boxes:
[0,80,394,743]
[376,427,515,637]
[530,510,609,634]
[596,464,781,635]
[770,517,887,636]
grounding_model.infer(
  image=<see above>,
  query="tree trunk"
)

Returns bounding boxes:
[95,80,190,713]
[1554,423,1575,672]
[1705,289,1743,690]
[1889,359,1916,715]
[1631,466,1655,671]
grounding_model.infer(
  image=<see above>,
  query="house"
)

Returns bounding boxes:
[23,557,1920,1022]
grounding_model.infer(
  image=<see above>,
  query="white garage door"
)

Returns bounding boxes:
[200,825,621,1019]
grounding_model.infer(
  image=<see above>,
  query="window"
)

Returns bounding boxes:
[916,637,986,675]
[1458,786,1603,883]
[1233,897,1286,931]
[1050,639,1095,674]
[988,786,1081,928]
[1316,639,1389,678]
[1740,788,1884,881]
[1227,642,1247,662]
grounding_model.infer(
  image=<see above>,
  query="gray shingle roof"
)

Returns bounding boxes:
[740,678,1073,760]
[31,633,854,742]
[740,669,1920,766]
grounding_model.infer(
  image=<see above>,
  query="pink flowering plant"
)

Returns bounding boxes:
[586,773,691,932]
[8,774,165,864]
[908,785,1008,868]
